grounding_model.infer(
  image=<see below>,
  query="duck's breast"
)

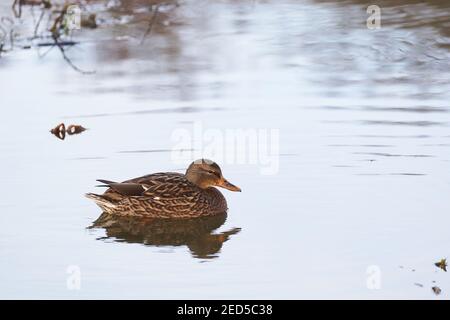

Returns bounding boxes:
[200,187,228,214]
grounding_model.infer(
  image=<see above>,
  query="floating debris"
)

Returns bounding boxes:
[432,286,442,295]
[50,122,65,140]
[434,258,447,272]
[414,283,424,288]
[50,123,86,140]
[67,124,87,135]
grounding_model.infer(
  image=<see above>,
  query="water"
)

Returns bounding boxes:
[1,0,450,299]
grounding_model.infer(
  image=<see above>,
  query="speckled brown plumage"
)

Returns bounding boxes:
[86,160,241,218]
[87,173,227,218]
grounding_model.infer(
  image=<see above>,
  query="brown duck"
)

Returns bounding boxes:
[86,159,241,218]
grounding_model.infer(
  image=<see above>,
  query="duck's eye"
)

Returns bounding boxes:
[207,170,220,177]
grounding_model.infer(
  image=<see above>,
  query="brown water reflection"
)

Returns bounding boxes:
[3,0,449,102]
[90,212,241,259]
[83,0,450,103]
[329,0,450,37]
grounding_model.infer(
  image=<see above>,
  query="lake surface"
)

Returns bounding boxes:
[1,0,450,299]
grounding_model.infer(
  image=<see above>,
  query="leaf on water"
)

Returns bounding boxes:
[50,122,65,140]
[50,123,86,140]
[434,258,447,272]
[432,286,442,295]
[67,125,87,135]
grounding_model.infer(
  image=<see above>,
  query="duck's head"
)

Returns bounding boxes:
[185,159,241,192]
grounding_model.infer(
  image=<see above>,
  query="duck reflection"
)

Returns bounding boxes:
[90,213,241,259]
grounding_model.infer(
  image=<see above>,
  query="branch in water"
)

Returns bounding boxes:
[0,17,15,52]
[33,8,46,37]
[141,4,161,45]
[53,36,95,75]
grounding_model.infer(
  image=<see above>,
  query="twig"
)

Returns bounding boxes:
[0,17,14,51]
[34,8,46,37]
[12,0,22,18]
[37,41,55,58]
[140,4,160,45]
[49,4,68,38]
[44,3,94,74]
[9,28,14,49]
[38,40,78,47]
[12,0,51,18]
[53,35,95,74]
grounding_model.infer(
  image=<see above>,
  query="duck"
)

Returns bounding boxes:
[86,159,241,218]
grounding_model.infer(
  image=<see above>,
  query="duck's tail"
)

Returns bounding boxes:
[85,193,118,213]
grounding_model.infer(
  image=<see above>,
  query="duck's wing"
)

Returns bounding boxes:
[98,173,196,198]
[96,179,148,196]
[141,175,200,199]
[123,172,185,185]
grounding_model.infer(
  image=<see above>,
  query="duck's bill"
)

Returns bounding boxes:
[218,179,242,192]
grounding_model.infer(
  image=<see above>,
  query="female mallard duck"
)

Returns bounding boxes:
[86,159,241,218]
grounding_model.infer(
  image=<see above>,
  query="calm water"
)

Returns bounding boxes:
[1,0,450,299]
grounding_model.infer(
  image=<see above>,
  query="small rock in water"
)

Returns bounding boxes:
[434,258,447,272]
